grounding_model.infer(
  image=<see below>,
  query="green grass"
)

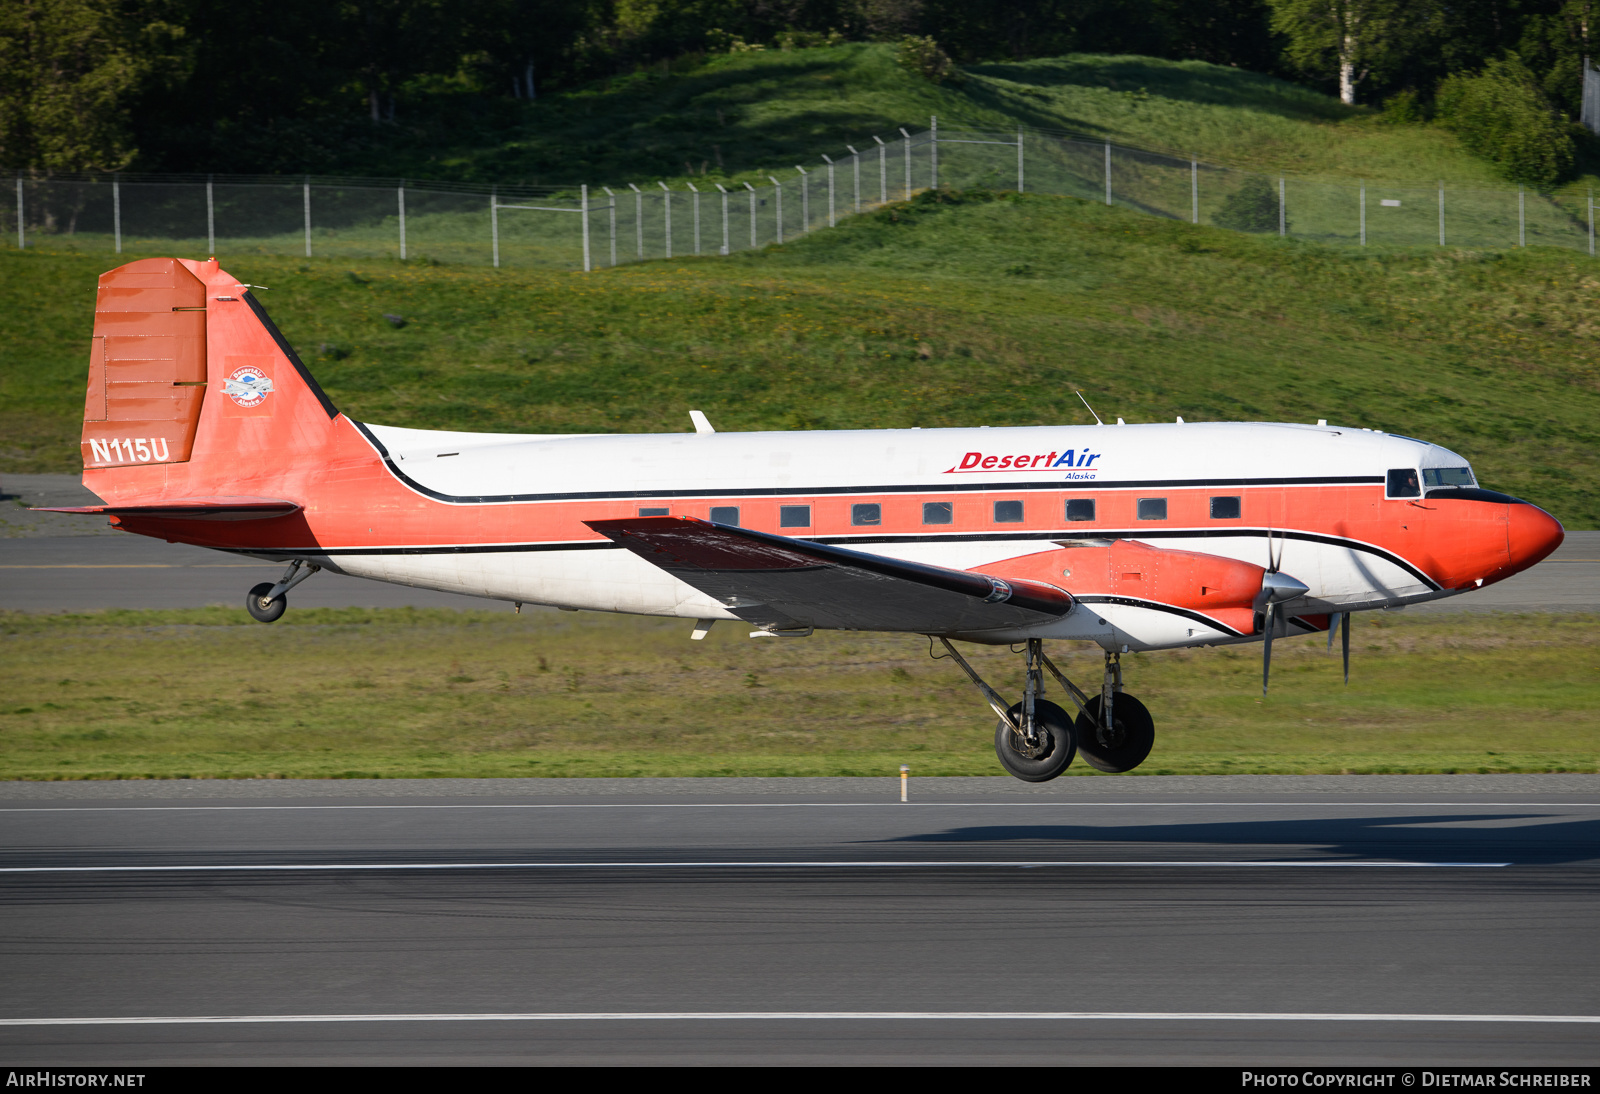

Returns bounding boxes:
[5,187,1598,525]
[1,606,1594,780]
[291,45,1599,194]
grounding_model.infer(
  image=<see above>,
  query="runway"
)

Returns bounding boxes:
[3,475,1597,614]
[1,775,1596,1065]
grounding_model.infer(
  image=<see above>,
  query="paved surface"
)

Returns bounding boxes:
[0,776,1595,1065]
[3,475,1596,614]
[0,474,499,612]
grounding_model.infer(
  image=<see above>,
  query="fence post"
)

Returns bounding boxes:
[398,184,406,260]
[1104,142,1111,205]
[658,181,671,259]
[715,183,729,254]
[113,175,122,254]
[581,184,591,272]
[795,166,808,232]
[745,181,758,247]
[1438,181,1445,247]
[686,183,700,254]
[1360,182,1366,247]
[769,176,783,242]
[1190,159,1198,224]
[490,190,499,268]
[822,154,835,227]
[206,175,215,255]
[14,175,21,250]
[628,183,643,260]
[847,145,861,214]
[1589,188,1594,256]
[303,177,311,258]
[602,187,618,265]
[1017,126,1025,193]
[874,136,887,204]
[899,128,912,199]
[930,116,938,189]
[1278,176,1285,237]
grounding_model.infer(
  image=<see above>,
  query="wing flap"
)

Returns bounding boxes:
[585,516,1072,633]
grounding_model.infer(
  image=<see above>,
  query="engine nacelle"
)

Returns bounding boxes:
[983,539,1269,637]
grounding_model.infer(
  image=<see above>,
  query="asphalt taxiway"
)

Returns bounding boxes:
[1,775,1595,1065]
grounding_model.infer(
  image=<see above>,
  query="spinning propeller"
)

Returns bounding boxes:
[1255,531,1309,696]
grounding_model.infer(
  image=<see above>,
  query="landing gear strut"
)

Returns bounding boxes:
[934,639,1156,781]
[1074,652,1155,773]
[246,560,320,623]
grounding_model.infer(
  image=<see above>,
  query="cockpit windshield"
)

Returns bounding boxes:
[1423,467,1476,489]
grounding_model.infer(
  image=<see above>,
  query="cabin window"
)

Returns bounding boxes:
[851,503,881,526]
[923,501,953,525]
[1210,496,1241,519]
[638,507,668,516]
[994,500,1024,523]
[709,506,740,525]
[780,505,811,528]
[1137,498,1167,520]
[1065,498,1095,522]
[1386,469,1421,499]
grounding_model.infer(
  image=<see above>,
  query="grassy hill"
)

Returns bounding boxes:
[5,186,1598,526]
[318,44,1598,194]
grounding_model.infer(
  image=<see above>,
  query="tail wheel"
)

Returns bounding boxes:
[246,582,288,623]
[1074,693,1155,773]
[993,699,1076,783]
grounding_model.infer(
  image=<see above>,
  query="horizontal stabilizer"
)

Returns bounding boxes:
[585,516,1072,634]
[38,496,302,522]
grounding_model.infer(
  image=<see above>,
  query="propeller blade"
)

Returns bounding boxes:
[1327,611,1340,652]
[1262,602,1276,696]
[1341,611,1351,684]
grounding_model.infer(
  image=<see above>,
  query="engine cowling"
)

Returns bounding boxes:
[981,539,1270,636]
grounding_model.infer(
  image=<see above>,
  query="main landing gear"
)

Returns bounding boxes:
[246,560,320,623]
[935,638,1155,782]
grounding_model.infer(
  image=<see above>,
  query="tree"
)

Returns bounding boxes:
[0,0,187,172]
[1265,0,1424,105]
[1436,55,1575,187]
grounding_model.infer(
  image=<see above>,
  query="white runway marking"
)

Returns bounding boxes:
[0,1011,1593,1027]
[0,859,1512,874]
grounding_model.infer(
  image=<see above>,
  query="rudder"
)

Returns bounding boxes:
[82,257,208,468]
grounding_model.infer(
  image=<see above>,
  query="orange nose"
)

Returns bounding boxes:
[1506,502,1564,575]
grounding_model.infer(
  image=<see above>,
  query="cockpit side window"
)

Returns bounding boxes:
[1386,468,1421,499]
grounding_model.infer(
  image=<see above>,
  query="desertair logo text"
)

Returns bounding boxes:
[946,448,1102,475]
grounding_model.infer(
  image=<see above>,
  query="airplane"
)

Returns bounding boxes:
[45,257,1566,781]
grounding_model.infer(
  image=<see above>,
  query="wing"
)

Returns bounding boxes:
[36,497,301,522]
[585,516,1072,634]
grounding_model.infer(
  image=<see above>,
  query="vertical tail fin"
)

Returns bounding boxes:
[82,258,348,506]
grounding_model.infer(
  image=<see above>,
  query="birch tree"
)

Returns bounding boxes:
[1266,0,1420,105]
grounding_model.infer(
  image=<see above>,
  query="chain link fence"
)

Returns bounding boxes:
[4,121,1594,269]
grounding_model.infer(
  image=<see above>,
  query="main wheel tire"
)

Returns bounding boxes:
[1074,693,1155,773]
[245,582,288,623]
[993,699,1076,783]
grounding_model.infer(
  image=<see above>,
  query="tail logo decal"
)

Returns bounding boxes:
[223,367,274,408]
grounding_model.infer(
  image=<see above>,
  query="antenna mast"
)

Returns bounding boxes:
[1076,390,1105,426]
